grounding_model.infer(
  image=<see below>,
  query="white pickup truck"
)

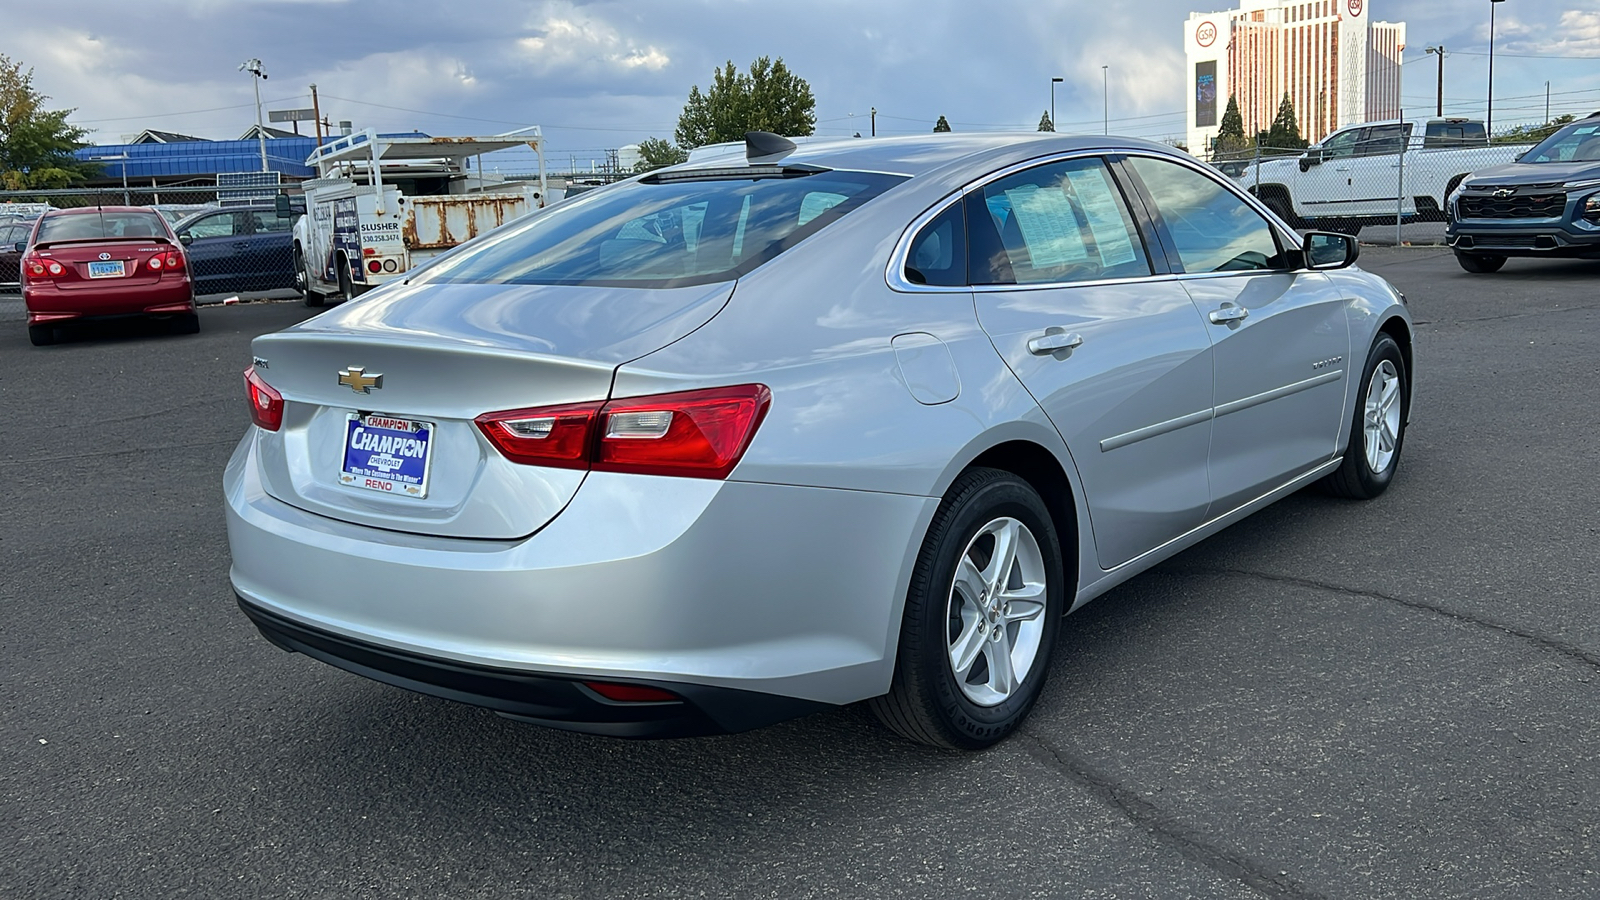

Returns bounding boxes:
[291,128,557,307]
[1234,118,1533,234]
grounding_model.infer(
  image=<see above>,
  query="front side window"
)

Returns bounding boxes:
[250,211,293,233]
[1357,124,1409,156]
[1321,128,1365,160]
[968,157,1151,286]
[1129,156,1285,274]
[414,170,905,289]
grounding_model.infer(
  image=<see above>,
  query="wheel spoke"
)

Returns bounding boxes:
[1002,597,1047,624]
[1379,421,1397,452]
[949,619,986,680]
[954,555,987,604]
[985,637,1017,697]
[984,521,1018,595]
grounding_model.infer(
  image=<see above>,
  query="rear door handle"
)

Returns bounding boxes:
[1209,305,1250,324]
[1027,331,1084,355]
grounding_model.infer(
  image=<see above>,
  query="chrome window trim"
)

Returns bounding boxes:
[886,148,1308,295]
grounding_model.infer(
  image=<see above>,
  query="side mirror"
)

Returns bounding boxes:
[274,194,293,218]
[179,233,195,246]
[1302,231,1358,270]
[12,241,23,253]
[1299,149,1322,172]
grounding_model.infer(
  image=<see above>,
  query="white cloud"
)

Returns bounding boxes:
[516,5,671,74]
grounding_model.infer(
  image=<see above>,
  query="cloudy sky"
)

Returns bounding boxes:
[5,0,1598,173]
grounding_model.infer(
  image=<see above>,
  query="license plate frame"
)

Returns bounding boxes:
[87,260,125,279]
[340,412,434,499]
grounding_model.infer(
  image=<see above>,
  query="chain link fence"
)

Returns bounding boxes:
[1,186,302,300]
[1207,139,1538,246]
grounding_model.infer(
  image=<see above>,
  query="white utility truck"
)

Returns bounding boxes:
[1234,118,1532,234]
[290,128,553,307]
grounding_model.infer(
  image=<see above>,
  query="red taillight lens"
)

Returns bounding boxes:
[244,365,284,431]
[149,250,184,272]
[583,682,680,703]
[595,385,771,479]
[367,260,383,273]
[23,255,65,280]
[475,401,603,469]
[475,384,771,480]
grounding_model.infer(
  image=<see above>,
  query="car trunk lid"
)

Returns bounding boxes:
[35,238,175,289]
[248,279,734,539]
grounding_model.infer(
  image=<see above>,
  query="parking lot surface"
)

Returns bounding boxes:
[3,248,1598,899]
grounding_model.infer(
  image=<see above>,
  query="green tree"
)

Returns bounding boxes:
[1037,111,1054,132]
[933,115,951,133]
[1212,95,1250,160]
[1262,92,1307,155]
[634,136,688,172]
[1493,113,1575,145]
[673,57,817,149]
[0,55,96,189]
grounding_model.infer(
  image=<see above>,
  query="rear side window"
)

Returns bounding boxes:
[967,157,1151,286]
[415,170,905,288]
[36,212,167,243]
[904,202,967,286]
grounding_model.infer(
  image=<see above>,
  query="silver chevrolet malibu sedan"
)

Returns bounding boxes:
[226,132,1412,749]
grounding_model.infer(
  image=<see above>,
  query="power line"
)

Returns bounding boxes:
[74,95,306,124]
[318,94,675,133]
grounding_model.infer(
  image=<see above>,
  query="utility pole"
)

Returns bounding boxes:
[1426,46,1445,117]
[1050,77,1063,131]
[1545,81,1551,124]
[239,58,269,172]
[870,107,876,137]
[1488,0,1505,137]
[311,83,324,146]
[1102,66,1110,134]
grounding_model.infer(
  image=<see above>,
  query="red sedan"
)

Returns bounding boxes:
[21,207,198,346]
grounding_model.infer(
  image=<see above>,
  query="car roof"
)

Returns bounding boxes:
[44,206,163,217]
[669,133,1192,180]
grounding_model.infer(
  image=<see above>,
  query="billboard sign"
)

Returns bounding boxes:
[1195,61,1218,128]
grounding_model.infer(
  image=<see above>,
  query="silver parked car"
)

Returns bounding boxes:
[226,132,1413,749]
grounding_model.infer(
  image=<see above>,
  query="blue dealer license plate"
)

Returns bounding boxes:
[341,413,433,498]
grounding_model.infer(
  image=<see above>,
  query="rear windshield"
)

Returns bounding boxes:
[1522,121,1600,164]
[413,170,906,288]
[36,211,168,243]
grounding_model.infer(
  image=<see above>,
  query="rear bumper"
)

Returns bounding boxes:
[24,278,194,322]
[224,430,934,720]
[239,595,830,737]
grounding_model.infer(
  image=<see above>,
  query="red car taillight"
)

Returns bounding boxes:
[244,366,284,431]
[475,384,771,480]
[367,260,383,273]
[148,250,185,272]
[23,255,66,280]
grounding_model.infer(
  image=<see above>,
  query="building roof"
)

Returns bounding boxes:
[129,129,210,144]
[238,124,303,141]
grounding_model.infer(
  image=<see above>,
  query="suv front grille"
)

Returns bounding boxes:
[1459,193,1566,219]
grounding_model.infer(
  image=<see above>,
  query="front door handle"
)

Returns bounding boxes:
[1209,305,1250,324]
[1027,330,1084,355]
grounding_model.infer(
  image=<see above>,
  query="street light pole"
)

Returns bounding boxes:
[1426,46,1445,117]
[1050,77,1063,131]
[1102,66,1109,135]
[1488,0,1505,138]
[239,58,269,173]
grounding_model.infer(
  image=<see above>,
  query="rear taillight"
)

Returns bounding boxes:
[148,250,185,272]
[475,401,602,469]
[244,366,284,431]
[23,255,65,280]
[475,384,771,480]
[582,682,680,703]
[367,260,383,273]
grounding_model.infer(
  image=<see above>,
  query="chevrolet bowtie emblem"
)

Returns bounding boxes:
[1493,188,1515,198]
[337,366,383,393]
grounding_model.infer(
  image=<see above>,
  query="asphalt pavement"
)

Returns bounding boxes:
[3,248,1598,899]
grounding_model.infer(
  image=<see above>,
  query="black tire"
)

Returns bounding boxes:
[1455,252,1506,274]
[27,324,57,346]
[297,247,324,308]
[870,468,1065,750]
[1263,195,1297,228]
[168,312,200,335]
[336,256,353,304]
[1319,333,1407,500]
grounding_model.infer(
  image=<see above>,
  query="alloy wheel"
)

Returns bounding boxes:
[1363,359,1402,474]
[946,516,1048,706]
